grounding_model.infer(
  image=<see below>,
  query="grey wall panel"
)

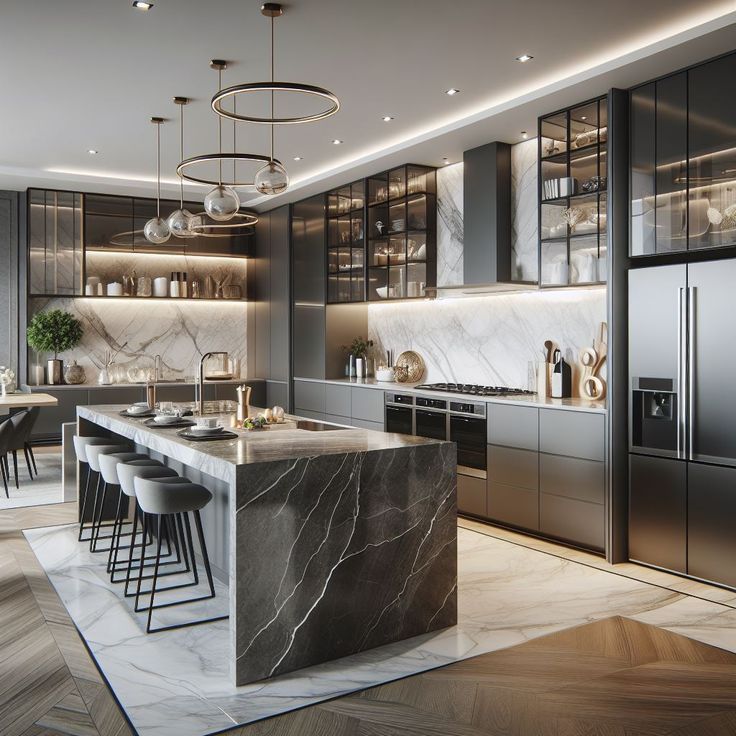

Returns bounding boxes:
[488,445,538,490]
[540,454,605,505]
[488,403,538,450]
[266,380,289,409]
[269,205,290,383]
[488,481,539,530]
[324,304,368,379]
[254,213,271,381]
[292,194,326,304]
[539,410,605,461]
[0,192,19,371]
[292,305,326,379]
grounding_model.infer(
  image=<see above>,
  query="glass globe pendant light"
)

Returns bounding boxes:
[254,7,289,196]
[144,117,171,244]
[167,97,194,237]
[204,62,240,221]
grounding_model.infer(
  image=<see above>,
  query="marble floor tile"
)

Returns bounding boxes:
[24,522,736,736]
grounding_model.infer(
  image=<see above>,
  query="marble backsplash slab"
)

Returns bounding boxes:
[436,163,464,287]
[368,287,606,390]
[28,297,247,384]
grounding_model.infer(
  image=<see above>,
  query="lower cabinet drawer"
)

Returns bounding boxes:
[457,474,487,518]
[487,481,539,531]
[488,445,538,490]
[351,387,385,424]
[540,454,604,504]
[323,413,352,426]
[293,381,326,413]
[540,493,604,550]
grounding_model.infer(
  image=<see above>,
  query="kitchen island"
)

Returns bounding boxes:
[77,405,457,685]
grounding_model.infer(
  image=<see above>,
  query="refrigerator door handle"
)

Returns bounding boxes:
[677,287,687,459]
[688,286,696,460]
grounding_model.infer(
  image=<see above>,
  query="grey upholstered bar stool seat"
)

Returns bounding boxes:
[112,461,185,587]
[132,476,228,633]
[99,454,164,576]
[85,443,139,552]
[73,436,119,543]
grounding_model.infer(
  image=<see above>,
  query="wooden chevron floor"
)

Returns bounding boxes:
[4,503,736,736]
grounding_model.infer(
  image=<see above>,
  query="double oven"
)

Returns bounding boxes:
[385,392,487,479]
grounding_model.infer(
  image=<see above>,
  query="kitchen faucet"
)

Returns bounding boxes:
[196,352,228,416]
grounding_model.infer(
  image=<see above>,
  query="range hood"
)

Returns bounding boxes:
[431,141,537,297]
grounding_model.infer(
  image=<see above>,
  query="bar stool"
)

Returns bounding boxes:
[85,443,139,552]
[73,436,118,542]
[98,453,165,573]
[112,460,185,585]
[133,476,228,633]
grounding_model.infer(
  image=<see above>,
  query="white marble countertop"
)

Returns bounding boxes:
[30,378,264,390]
[293,376,606,414]
[78,405,445,483]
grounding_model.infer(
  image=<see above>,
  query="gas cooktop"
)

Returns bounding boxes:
[414,383,536,397]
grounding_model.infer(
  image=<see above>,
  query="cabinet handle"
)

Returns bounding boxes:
[677,287,686,459]
[688,286,696,460]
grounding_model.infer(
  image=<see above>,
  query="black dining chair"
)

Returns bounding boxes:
[0,420,13,498]
[7,408,40,487]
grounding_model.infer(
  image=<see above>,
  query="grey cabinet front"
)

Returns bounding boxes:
[540,454,604,505]
[629,453,686,573]
[488,481,539,531]
[351,387,384,424]
[487,403,538,450]
[539,410,604,461]
[488,445,538,490]
[293,380,326,413]
[457,474,486,518]
[325,384,351,419]
[32,389,87,439]
[687,462,736,587]
[540,494,604,551]
[88,387,145,405]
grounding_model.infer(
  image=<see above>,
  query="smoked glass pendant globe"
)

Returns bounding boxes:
[167,208,193,238]
[204,185,240,221]
[144,216,171,244]
[254,160,289,195]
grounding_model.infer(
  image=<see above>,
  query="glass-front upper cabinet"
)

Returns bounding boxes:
[327,180,365,303]
[28,189,84,296]
[688,53,736,251]
[630,52,736,256]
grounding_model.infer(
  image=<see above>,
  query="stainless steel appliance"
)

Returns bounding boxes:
[629,260,736,587]
[384,392,487,479]
[415,383,534,397]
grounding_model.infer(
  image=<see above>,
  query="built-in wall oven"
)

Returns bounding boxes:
[384,392,487,479]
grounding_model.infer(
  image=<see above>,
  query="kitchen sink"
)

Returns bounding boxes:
[295,419,350,432]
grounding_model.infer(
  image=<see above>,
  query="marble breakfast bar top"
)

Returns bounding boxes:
[77,405,443,483]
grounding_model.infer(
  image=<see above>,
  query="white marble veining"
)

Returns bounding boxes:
[511,139,539,281]
[29,297,247,385]
[436,163,463,287]
[369,287,606,388]
[26,522,736,736]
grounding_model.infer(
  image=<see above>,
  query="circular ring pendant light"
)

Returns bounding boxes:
[211,3,340,126]
[143,117,171,244]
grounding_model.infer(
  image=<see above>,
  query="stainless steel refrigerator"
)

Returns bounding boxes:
[629,259,736,587]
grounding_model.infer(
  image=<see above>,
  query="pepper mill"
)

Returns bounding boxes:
[236,384,252,426]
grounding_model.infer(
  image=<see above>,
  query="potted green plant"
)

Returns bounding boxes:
[26,309,84,385]
[348,336,374,378]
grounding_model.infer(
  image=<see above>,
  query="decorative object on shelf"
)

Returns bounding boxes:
[167,97,194,238]
[211,3,339,126]
[26,309,83,386]
[550,349,571,398]
[63,361,86,385]
[393,365,409,382]
[561,206,585,232]
[375,366,395,382]
[143,117,171,244]
[395,350,425,383]
[375,220,384,235]
[106,282,123,296]
[137,276,152,297]
[578,321,607,400]
[581,175,606,193]
[0,367,16,396]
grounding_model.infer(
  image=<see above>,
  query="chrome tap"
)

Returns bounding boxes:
[196,351,228,416]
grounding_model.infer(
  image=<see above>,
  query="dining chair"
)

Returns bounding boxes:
[7,408,40,487]
[0,420,13,498]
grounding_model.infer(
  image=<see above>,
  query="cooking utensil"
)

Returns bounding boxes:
[583,375,605,400]
[544,340,556,364]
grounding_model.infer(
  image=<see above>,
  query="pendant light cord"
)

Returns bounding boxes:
[156,121,161,218]
[179,104,185,209]
[218,67,223,186]
[270,14,275,163]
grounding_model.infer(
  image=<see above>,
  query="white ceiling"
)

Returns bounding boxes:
[1,0,735,210]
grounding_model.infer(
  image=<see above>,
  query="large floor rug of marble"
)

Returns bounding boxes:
[24,522,736,736]
[0,450,62,509]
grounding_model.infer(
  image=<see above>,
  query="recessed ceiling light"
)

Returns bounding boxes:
[445,88,460,96]
[293,156,302,161]
[87,149,99,155]
[331,139,343,145]
[521,131,528,139]
[515,54,533,62]
[581,116,587,121]
[132,1,154,9]
[442,157,450,165]
[382,116,394,122]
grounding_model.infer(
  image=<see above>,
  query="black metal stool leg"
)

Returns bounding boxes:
[77,465,92,541]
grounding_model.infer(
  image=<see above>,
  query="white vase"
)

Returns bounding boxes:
[356,358,365,379]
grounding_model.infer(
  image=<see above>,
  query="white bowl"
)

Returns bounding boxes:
[153,415,179,425]
[127,404,150,415]
[189,425,223,436]
[375,368,396,382]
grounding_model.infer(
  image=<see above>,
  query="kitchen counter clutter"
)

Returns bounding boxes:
[294,376,606,414]
[77,404,457,686]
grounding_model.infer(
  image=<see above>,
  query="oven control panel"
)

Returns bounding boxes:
[450,401,486,417]
[385,392,415,406]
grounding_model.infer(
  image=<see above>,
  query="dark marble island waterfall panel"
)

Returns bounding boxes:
[233,441,457,685]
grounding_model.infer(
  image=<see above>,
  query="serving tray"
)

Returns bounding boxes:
[176,428,239,441]
[119,409,155,419]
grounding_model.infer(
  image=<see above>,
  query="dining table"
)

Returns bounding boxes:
[0,391,58,416]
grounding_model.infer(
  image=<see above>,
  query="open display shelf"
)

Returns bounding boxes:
[538,97,608,287]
